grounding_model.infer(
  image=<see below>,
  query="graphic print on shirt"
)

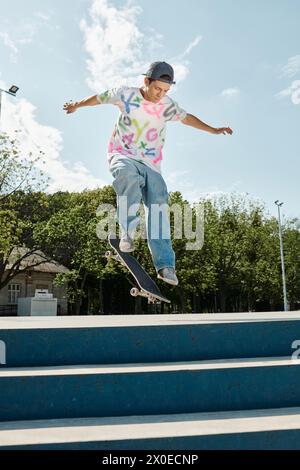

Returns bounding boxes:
[120,91,140,113]
[142,102,165,119]
[97,86,187,173]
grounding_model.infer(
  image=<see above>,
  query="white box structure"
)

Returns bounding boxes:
[17,290,57,316]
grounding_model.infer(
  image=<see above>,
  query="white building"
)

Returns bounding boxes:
[0,248,69,316]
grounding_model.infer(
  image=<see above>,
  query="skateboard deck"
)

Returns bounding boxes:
[105,234,170,304]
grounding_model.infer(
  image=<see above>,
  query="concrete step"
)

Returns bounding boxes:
[1,407,300,449]
[1,313,300,367]
[1,356,300,422]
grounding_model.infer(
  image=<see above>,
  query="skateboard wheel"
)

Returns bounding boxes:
[130,287,139,297]
[105,251,112,258]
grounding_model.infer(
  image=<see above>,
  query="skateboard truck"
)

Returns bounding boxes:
[130,287,161,304]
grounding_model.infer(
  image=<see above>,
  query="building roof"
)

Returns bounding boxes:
[5,247,70,274]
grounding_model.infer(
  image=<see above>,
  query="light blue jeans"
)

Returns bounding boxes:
[109,155,175,272]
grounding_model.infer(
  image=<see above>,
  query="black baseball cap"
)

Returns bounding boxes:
[142,61,176,84]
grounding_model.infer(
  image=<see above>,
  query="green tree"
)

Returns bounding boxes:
[0,131,51,290]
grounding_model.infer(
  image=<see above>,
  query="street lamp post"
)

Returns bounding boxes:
[275,200,289,311]
[0,85,19,123]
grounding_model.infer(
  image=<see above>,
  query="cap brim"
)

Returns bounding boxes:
[141,74,175,85]
[157,78,176,85]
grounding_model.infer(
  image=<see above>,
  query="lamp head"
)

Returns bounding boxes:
[9,85,19,95]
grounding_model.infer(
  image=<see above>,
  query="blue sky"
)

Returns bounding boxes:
[1,0,299,221]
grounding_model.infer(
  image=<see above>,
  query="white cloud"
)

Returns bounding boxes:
[34,12,52,21]
[178,35,203,60]
[1,85,107,193]
[277,56,300,105]
[165,170,201,202]
[79,0,194,92]
[166,170,243,203]
[79,0,147,91]
[165,170,209,203]
[167,35,202,88]
[0,12,59,63]
[0,21,37,62]
[280,55,300,78]
[0,32,18,63]
[17,38,33,45]
[221,87,240,97]
[276,80,300,105]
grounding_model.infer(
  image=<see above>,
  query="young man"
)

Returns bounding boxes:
[63,61,233,286]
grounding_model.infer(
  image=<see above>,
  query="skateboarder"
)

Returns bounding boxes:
[63,61,233,286]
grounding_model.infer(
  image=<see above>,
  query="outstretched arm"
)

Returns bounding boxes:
[182,113,233,135]
[63,95,100,114]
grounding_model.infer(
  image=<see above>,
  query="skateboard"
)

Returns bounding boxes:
[105,234,171,304]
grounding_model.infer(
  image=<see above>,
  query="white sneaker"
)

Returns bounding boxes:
[119,235,135,252]
[157,267,178,286]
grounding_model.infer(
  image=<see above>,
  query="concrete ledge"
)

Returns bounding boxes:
[1,313,300,367]
[1,407,300,449]
[1,312,300,329]
[1,356,300,376]
[1,356,300,421]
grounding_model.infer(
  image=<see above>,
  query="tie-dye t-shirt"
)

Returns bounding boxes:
[96,86,187,174]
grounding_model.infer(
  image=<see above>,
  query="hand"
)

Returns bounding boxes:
[63,100,78,114]
[213,126,233,135]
